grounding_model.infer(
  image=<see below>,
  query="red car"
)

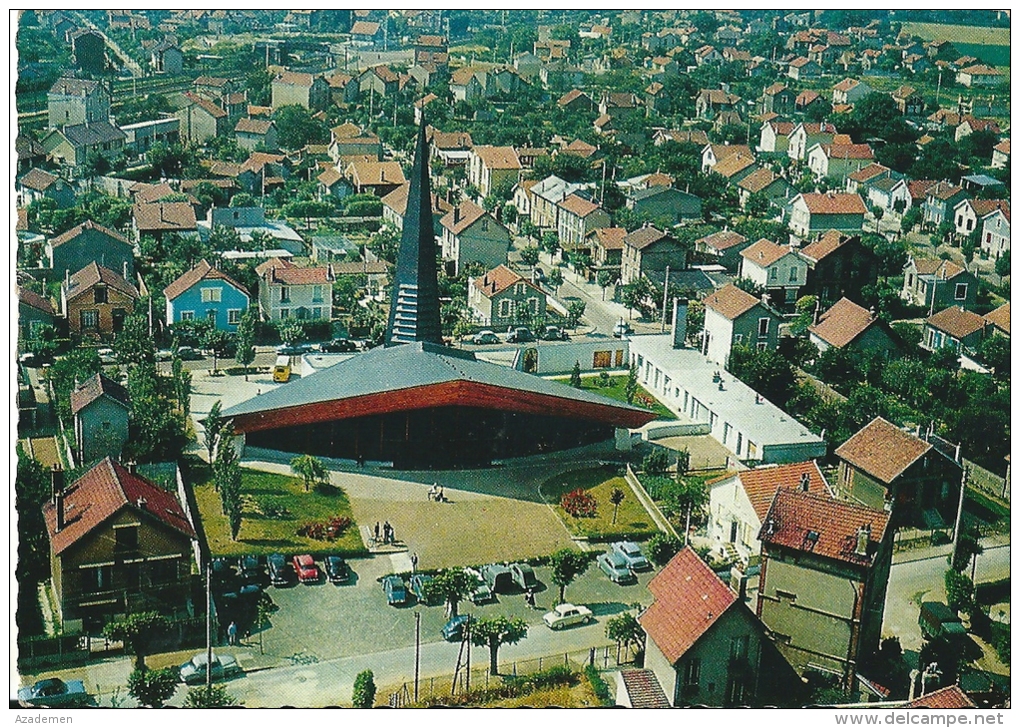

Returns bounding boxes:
[292,554,320,583]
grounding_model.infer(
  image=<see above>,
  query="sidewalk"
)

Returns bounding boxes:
[892,532,1010,566]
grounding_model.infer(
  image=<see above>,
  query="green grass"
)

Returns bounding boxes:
[900,22,1009,47]
[540,465,658,539]
[550,375,676,420]
[192,465,364,557]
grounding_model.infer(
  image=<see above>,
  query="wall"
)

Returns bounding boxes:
[644,635,679,706]
[703,307,735,365]
[526,339,628,375]
[76,397,129,463]
[709,474,761,558]
[675,606,765,706]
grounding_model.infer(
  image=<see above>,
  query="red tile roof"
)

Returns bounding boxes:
[808,297,878,349]
[623,225,669,251]
[472,145,522,170]
[18,286,55,316]
[797,192,867,215]
[558,193,602,218]
[65,262,139,302]
[133,202,197,232]
[926,305,986,339]
[911,258,967,280]
[697,229,748,252]
[760,489,889,565]
[983,302,1010,336]
[848,163,890,183]
[235,117,274,135]
[735,461,829,522]
[593,227,627,251]
[741,238,795,268]
[835,417,932,485]
[619,669,671,709]
[640,547,738,664]
[50,219,131,248]
[704,284,761,321]
[440,199,489,235]
[19,167,61,192]
[43,458,196,555]
[69,372,131,415]
[257,258,332,285]
[736,167,781,194]
[183,92,227,119]
[904,685,976,709]
[472,264,534,298]
[164,259,250,301]
[800,230,853,262]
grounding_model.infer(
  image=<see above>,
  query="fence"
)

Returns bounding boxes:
[17,634,90,670]
[386,643,620,707]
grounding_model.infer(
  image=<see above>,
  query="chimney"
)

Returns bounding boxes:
[137,497,147,509]
[855,524,870,556]
[671,297,688,349]
[328,263,334,280]
[800,472,810,491]
[52,467,65,531]
[123,260,128,279]
[454,205,461,224]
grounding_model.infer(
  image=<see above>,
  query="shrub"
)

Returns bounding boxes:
[352,669,376,708]
[297,515,353,541]
[647,533,682,565]
[945,569,975,613]
[585,665,612,706]
[642,448,670,475]
[560,488,598,518]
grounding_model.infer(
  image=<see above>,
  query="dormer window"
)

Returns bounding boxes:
[94,285,108,304]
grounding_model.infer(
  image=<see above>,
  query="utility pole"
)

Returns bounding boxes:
[950,465,969,566]
[464,620,471,694]
[413,611,421,702]
[660,266,670,332]
[205,560,212,698]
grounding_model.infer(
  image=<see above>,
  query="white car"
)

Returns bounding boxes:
[612,541,651,571]
[179,652,242,684]
[542,603,593,630]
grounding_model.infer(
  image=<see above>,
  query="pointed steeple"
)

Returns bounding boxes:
[385,115,443,346]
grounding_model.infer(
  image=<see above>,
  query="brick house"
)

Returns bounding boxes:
[61,262,140,339]
[799,231,879,306]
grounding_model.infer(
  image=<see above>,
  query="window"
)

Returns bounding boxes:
[735,334,744,344]
[770,267,777,280]
[312,285,324,302]
[957,214,964,226]
[115,526,138,554]
[180,310,194,321]
[206,309,217,323]
[757,342,767,351]
[514,282,525,295]
[312,307,322,319]
[527,297,538,314]
[967,219,973,231]
[280,286,290,303]
[481,217,489,232]
[683,658,701,688]
[499,299,512,317]
[228,309,241,325]
[80,309,99,329]
[201,287,222,303]
[789,266,798,282]
[954,283,968,301]
[280,308,290,319]
[987,232,992,243]
[94,286,108,304]
[730,635,749,660]
[758,318,770,337]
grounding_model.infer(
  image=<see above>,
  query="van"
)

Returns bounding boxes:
[919,601,967,641]
[273,356,291,383]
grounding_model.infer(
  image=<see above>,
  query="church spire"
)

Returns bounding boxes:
[385,116,443,346]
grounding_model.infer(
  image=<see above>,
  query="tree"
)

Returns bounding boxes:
[596,270,615,301]
[625,364,638,404]
[605,613,644,662]
[520,246,540,268]
[791,295,818,336]
[620,279,652,319]
[977,334,1010,377]
[570,360,583,388]
[420,568,474,617]
[642,448,670,475]
[114,312,155,366]
[278,319,305,346]
[352,670,376,708]
[127,667,179,708]
[201,328,232,373]
[646,533,682,565]
[184,684,239,707]
[727,344,797,409]
[565,299,586,329]
[745,191,771,217]
[273,104,328,149]
[290,453,328,492]
[952,526,983,581]
[609,488,625,525]
[204,400,224,461]
[944,569,975,614]
[471,616,529,676]
[547,267,564,292]
[994,250,1010,277]
[549,548,591,603]
[540,230,560,254]
[901,207,922,233]
[103,612,170,671]
[235,308,257,379]
[658,477,710,528]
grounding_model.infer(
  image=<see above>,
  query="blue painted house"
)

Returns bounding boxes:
[163,259,250,331]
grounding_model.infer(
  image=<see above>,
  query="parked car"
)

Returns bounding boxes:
[612,320,633,338]
[179,652,243,685]
[441,614,474,642]
[239,555,262,581]
[267,553,291,586]
[509,563,538,591]
[97,347,117,365]
[506,327,534,343]
[319,338,358,353]
[541,325,568,341]
[542,603,593,630]
[409,574,434,603]
[597,551,636,584]
[17,678,88,707]
[324,556,350,584]
[277,342,312,356]
[481,563,516,593]
[919,601,967,641]
[211,557,237,589]
[18,351,38,367]
[383,575,408,605]
[465,567,493,604]
[176,346,202,360]
[292,554,320,584]
[155,348,174,362]
[471,330,500,345]
[611,541,651,571]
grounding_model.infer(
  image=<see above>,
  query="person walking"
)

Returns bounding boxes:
[437,485,445,502]
[374,521,380,543]
[410,553,419,573]
[227,621,238,645]
[384,521,392,544]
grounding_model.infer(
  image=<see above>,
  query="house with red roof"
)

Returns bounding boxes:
[467,264,546,329]
[708,461,829,562]
[621,224,687,285]
[808,297,899,357]
[256,257,334,322]
[439,200,511,276]
[43,459,197,630]
[922,305,988,354]
[901,256,978,311]
[800,231,880,306]
[70,373,131,462]
[640,547,802,706]
[904,685,976,709]
[695,229,750,273]
[807,139,876,180]
[271,70,328,111]
[61,262,141,339]
[835,416,963,528]
[738,239,808,307]
[18,285,57,343]
[757,488,892,692]
[702,283,783,365]
[556,193,611,252]
[789,192,867,240]
[983,302,1009,339]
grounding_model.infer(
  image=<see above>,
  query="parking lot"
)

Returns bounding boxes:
[247,552,657,665]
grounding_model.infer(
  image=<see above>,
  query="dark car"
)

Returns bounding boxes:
[409,574,434,603]
[919,601,967,641]
[541,326,568,341]
[506,327,534,343]
[211,557,237,584]
[509,563,538,590]
[481,564,516,593]
[319,338,358,353]
[267,553,291,586]
[176,346,203,360]
[324,555,350,584]
[239,555,262,581]
[441,614,474,642]
[18,678,88,707]
[383,575,408,605]
[277,343,312,356]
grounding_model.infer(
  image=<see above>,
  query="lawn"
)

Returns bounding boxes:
[550,374,677,420]
[191,464,364,557]
[900,22,1009,47]
[540,465,658,540]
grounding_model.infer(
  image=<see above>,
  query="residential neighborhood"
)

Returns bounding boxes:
[13,9,1010,712]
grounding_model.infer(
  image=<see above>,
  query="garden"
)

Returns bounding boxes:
[540,465,658,541]
[187,459,364,558]
[552,371,677,420]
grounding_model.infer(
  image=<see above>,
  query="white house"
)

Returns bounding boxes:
[738,239,807,306]
[831,78,873,106]
[980,205,1011,260]
[702,284,782,366]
